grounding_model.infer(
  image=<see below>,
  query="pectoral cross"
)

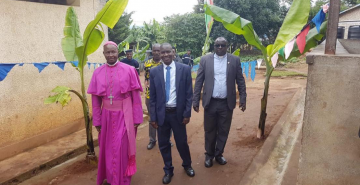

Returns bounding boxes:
[108,94,114,105]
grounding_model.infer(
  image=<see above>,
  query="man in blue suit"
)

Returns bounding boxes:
[149,43,194,184]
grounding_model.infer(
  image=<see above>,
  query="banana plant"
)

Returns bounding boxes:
[44,0,129,163]
[204,0,326,138]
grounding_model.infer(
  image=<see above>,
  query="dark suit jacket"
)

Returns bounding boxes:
[193,53,246,110]
[149,62,193,126]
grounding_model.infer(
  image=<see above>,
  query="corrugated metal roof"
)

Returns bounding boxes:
[340,4,360,15]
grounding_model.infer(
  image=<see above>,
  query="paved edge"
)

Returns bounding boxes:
[239,88,305,185]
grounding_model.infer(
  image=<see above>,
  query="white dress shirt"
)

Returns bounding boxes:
[212,53,227,98]
[163,61,176,107]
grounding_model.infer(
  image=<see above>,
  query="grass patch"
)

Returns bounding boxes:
[271,71,307,77]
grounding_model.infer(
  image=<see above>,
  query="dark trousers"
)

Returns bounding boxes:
[146,98,172,142]
[204,98,233,160]
[158,111,192,175]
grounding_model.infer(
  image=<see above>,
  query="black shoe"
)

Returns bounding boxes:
[162,174,173,184]
[147,141,156,150]
[204,159,213,168]
[215,156,227,165]
[184,167,195,177]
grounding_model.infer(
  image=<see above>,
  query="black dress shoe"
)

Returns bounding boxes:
[147,141,156,150]
[215,156,227,165]
[204,159,213,168]
[162,174,173,184]
[184,167,195,177]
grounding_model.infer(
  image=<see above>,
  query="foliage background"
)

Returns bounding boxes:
[108,0,359,60]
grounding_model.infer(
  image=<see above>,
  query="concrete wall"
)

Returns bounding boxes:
[0,0,107,160]
[299,41,360,184]
[339,7,360,39]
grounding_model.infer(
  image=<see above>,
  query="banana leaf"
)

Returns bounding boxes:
[133,44,150,62]
[61,7,83,62]
[204,4,265,53]
[270,0,310,57]
[232,48,240,57]
[78,0,129,69]
[118,34,135,53]
[44,86,72,107]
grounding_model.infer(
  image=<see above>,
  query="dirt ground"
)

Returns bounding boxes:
[20,65,307,185]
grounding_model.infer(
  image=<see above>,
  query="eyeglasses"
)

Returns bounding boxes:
[215,44,226,48]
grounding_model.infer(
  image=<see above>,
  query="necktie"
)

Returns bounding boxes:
[165,66,171,102]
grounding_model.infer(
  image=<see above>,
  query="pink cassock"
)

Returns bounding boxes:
[87,61,143,185]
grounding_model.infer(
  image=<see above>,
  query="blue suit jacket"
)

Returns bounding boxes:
[149,62,193,126]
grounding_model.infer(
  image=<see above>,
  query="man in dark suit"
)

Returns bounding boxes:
[149,43,195,184]
[193,37,247,168]
[120,49,140,75]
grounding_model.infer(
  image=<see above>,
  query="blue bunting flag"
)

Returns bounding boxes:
[312,9,326,33]
[250,61,256,81]
[70,61,79,67]
[53,62,66,70]
[243,62,249,79]
[0,64,17,81]
[33,62,50,73]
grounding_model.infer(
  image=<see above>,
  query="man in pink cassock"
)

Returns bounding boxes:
[87,41,143,185]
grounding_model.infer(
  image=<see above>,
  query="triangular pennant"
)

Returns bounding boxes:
[93,63,96,69]
[271,52,279,68]
[285,38,295,59]
[278,47,285,58]
[296,25,310,54]
[257,59,263,69]
[323,4,329,13]
[312,9,326,33]
[250,61,256,81]
[70,61,79,67]
[241,62,244,73]
[33,62,50,73]
[53,62,66,70]
[87,63,91,69]
[244,62,249,78]
[0,64,16,81]
[18,63,24,66]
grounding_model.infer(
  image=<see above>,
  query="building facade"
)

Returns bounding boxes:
[0,0,107,160]
[338,4,360,39]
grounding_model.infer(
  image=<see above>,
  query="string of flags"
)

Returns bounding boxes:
[0,61,105,81]
[270,4,329,68]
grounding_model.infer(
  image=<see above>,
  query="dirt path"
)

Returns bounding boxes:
[20,70,306,185]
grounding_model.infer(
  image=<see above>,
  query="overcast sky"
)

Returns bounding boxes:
[124,0,198,26]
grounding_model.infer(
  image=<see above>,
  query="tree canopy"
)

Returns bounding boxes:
[164,13,206,57]
[108,11,133,44]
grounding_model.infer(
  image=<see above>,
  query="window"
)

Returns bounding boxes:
[18,0,80,6]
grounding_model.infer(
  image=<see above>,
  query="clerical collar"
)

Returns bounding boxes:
[106,60,119,67]
[214,53,227,59]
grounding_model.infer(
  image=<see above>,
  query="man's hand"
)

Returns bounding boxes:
[134,123,140,128]
[95,126,101,132]
[239,103,246,112]
[193,106,199,113]
[183,117,190,125]
[150,121,158,129]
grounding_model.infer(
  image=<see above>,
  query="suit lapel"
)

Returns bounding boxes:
[209,54,215,88]
[226,53,230,82]
[175,62,181,98]
[159,64,166,99]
